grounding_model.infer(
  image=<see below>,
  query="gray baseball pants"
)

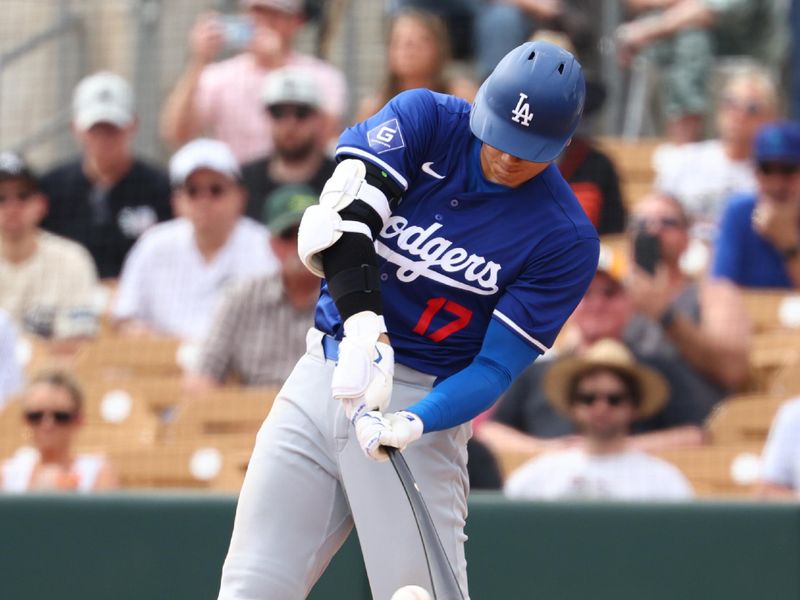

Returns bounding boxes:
[217,328,471,600]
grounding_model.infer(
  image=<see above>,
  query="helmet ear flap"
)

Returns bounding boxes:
[469,41,586,163]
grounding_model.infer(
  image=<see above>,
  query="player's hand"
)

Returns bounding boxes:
[332,311,394,424]
[355,410,424,462]
[189,12,224,65]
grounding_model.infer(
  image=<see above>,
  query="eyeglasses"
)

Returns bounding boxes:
[720,96,766,116]
[0,189,35,204]
[758,162,800,176]
[183,183,231,200]
[571,392,631,407]
[630,216,685,231]
[267,104,316,121]
[24,410,77,426]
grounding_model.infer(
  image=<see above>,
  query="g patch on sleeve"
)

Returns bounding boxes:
[367,118,405,154]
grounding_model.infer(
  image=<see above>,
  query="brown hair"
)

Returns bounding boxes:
[27,370,84,413]
[380,9,451,103]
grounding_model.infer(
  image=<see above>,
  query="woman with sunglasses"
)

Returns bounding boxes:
[505,338,693,501]
[1,371,117,492]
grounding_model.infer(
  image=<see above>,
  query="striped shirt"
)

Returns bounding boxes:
[194,274,316,386]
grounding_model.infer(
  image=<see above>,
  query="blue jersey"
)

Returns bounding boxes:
[315,89,598,378]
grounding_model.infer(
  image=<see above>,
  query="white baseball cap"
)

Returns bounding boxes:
[72,71,135,131]
[261,67,320,108]
[241,0,304,14]
[169,138,241,187]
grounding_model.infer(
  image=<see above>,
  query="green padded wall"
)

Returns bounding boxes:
[1,492,799,600]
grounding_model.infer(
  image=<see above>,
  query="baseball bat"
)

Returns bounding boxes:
[386,447,466,600]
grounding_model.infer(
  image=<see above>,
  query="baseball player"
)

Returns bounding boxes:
[217,40,599,600]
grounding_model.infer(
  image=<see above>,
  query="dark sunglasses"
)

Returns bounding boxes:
[758,162,800,176]
[267,104,316,120]
[720,96,766,116]
[183,183,230,199]
[571,391,631,407]
[0,189,35,204]
[24,410,77,426]
[277,224,300,241]
[630,216,684,231]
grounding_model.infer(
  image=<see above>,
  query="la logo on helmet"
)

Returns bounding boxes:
[511,93,533,127]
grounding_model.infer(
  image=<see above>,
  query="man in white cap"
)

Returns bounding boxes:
[504,338,694,501]
[40,71,172,280]
[240,66,337,220]
[160,0,346,163]
[112,139,279,341]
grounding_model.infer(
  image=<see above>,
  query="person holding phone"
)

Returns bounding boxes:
[625,192,750,392]
[160,0,347,163]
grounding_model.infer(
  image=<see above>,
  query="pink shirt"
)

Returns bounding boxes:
[195,52,347,163]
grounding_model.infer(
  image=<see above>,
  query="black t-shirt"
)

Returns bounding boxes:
[491,351,721,438]
[40,158,172,279]
[558,138,626,235]
[240,156,337,221]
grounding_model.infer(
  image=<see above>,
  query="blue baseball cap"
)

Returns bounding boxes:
[754,121,800,164]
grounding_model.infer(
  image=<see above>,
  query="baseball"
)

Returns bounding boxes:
[390,585,432,600]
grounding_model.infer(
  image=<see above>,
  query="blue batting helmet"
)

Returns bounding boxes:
[470,41,586,163]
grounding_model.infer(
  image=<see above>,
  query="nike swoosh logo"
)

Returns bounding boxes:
[421,161,445,180]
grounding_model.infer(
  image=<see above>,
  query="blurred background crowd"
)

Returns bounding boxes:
[1,0,800,504]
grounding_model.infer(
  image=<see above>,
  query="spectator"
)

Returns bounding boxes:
[184,183,318,389]
[615,0,783,144]
[758,396,800,499]
[355,8,477,123]
[0,152,98,339]
[711,121,800,289]
[505,338,694,500]
[626,192,750,391]
[160,0,347,163]
[40,72,172,280]
[0,310,23,408]
[477,245,720,457]
[654,65,779,242]
[240,67,336,220]
[1,371,118,492]
[112,139,279,340]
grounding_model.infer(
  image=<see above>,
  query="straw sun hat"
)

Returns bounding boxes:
[543,339,668,419]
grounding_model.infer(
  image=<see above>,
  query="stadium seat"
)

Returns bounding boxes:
[706,393,784,446]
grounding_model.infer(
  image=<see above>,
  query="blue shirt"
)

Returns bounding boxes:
[315,89,599,378]
[711,193,793,288]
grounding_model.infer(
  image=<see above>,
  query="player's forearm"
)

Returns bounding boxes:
[160,60,205,148]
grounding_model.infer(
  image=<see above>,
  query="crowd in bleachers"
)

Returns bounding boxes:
[2,0,800,502]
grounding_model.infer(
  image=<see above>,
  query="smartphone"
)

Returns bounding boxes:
[218,15,254,53]
[634,230,661,275]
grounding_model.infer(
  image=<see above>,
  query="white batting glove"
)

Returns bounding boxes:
[354,410,424,462]
[332,311,394,424]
